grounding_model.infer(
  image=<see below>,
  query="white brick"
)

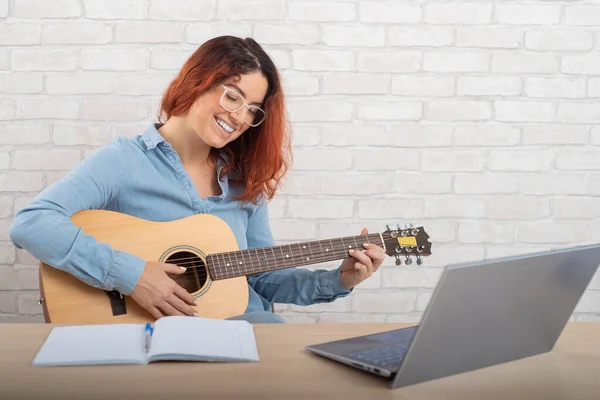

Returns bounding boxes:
[356,100,421,121]
[14,0,80,18]
[454,174,519,194]
[0,172,44,191]
[288,199,353,219]
[264,49,290,70]
[321,314,385,323]
[267,198,285,219]
[0,293,16,313]
[46,171,69,186]
[219,0,284,20]
[520,174,586,195]
[359,3,420,23]
[424,52,488,72]
[0,50,8,69]
[0,100,16,120]
[288,99,352,122]
[354,150,420,171]
[453,126,520,146]
[357,51,421,73]
[383,268,441,289]
[592,127,600,145]
[17,292,42,315]
[323,73,386,95]
[116,22,183,43]
[392,76,454,97]
[319,223,371,240]
[321,124,389,147]
[425,244,485,268]
[393,173,452,194]
[557,103,600,123]
[115,73,175,96]
[83,0,146,19]
[292,148,351,171]
[457,76,521,96]
[422,150,484,172]
[589,79,600,98]
[319,173,391,195]
[0,24,41,45]
[416,292,432,312]
[488,197,550,220]
[353,291,416,313]
[555,198,600,219]
[565,6,600,26]
[20,99,79,119]
[46,73,114,95]
[53,124,113,146]
[0,196,12,217]
[289,2,354,22]
[293,50,353,72]
[279,173,317,196]
[487,150,553,172]
[0,266,38,289]
[522,125,586,145]
[13,149,80,171]
[495,101,553,122]
[428,100,491,122]
[282,72,320,96]
[186,24,252,45]
[495,4,560,25]
[80,49,147,71]
[291,126,319,147]
[150,49,194,70]
[0,74,42,93]
[556,149,600,170]
[254,24,319,44]
[149,0,215,21]
[524,78,585,99]
[457,27,521,49]
[270,220,316,241]
[112,125,148,140]
[458,221,516,243]
[417,221,456,243]
[0,0,6,17]
[518,223,587,244]
[323,25,385,47]
[486,245,552,259]
[388,26,453,47]
[429,198,485,218]
[0,124,50,145]
[0,152,8,169]
[43,22,112,44]
[82,98,147,122]
[12,49,75,71]
[279,314,317,323]
[526,30,593,51]
[291,296,352,313]
[390,126,452,147]
[576,291,600,313]
[0,245,16,264]
[493,53,557,73]
[425,3,492,24]
[562,54,600,75]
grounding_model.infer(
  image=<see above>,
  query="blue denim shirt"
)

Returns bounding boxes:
[9,124,351,314]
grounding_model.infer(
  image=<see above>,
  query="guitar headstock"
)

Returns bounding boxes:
[381,224,431,266]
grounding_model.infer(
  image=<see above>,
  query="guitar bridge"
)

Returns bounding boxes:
[104,290,127,316]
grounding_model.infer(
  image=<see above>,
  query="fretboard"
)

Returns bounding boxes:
[206,233,384,280]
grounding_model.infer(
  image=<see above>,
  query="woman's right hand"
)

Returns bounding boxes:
[130,261,198,319]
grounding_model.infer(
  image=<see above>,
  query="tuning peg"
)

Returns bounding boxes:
[416,256,423,265]
[395,255,402,265]
[386,224,391,231]
[405,256,413,265]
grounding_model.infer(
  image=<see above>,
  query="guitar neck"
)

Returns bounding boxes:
[206,233,385,280]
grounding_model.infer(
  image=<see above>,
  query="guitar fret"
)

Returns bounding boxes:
[306,241,315,263]
[287,244,294,266]
[317,240,325,263]
[279,245,287,268]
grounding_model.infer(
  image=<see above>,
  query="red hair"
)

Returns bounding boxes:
[159,36,291,205]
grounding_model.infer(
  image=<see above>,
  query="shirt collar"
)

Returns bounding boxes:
[141,123,166,150]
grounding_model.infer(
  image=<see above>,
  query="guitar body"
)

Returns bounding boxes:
[40,210,249,324]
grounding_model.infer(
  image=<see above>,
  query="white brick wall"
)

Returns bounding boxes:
[1,0,599,324]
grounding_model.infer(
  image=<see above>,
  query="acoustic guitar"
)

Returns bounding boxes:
[38,210,432,324]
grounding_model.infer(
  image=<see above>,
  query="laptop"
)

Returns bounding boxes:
[306,244,600,388]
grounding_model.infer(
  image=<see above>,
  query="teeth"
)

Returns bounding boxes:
[216,118,234,133]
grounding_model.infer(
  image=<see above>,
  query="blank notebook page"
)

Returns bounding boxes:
[147,316,259,362]
[33,324,147,366]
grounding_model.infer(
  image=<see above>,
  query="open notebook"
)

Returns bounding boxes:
[32,316,259,366]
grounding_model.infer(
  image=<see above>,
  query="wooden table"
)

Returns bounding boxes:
[1,322,599,399]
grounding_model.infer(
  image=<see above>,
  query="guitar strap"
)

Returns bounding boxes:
[104,290,127,316]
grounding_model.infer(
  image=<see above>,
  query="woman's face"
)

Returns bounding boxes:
[187,71,268,149]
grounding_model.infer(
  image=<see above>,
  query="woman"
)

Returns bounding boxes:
[9,36,385,324]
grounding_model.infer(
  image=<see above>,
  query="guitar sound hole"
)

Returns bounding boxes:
[165,251,207,294]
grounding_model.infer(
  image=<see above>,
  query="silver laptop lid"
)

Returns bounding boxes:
[391,244,600,388]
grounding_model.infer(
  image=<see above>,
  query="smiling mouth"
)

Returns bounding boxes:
[214,117,235,135]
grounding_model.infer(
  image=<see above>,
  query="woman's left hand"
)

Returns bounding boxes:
[340,228,386,290]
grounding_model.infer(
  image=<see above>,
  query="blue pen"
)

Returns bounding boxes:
[144,322,153,352]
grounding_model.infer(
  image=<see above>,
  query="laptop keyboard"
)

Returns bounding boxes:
[347,341,411,369]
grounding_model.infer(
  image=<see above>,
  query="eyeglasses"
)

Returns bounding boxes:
[219,85,267,127]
